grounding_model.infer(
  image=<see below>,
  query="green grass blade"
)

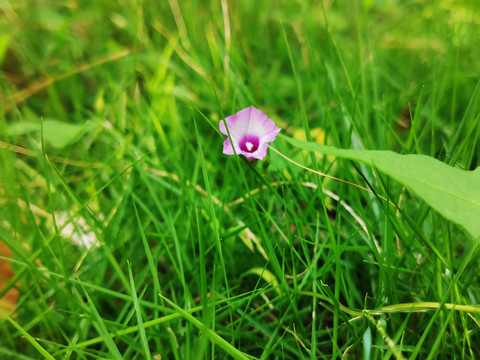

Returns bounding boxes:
[127,261,151,360]
[78,282,124,360]
[159,295,252,360]
[5,316,55,360]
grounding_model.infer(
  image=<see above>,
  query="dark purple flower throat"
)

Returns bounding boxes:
[239,135,260,153]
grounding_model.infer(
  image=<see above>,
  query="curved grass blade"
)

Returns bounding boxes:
[4,316,55,360]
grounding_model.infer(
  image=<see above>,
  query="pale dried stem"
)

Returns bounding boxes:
[168,0,191,51]
[3,49,132,112]
[221,0,231,88]
[0,141,104,168]
[228,180,370,238]
[268,145,396,207]
[153,23,208,79]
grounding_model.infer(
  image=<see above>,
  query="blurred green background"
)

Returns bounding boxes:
[2,0,480,158]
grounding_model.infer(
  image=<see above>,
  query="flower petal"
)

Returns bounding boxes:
[223,138,236,155]
[252,143,269,159]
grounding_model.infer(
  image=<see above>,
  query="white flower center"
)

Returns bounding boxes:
[245,142,254,151]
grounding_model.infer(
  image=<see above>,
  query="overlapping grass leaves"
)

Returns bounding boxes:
[281,134,480,239]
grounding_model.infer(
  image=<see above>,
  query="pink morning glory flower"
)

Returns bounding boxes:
[219,106,281,160]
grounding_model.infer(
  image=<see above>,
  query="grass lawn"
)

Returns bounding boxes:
[1,0,480,358]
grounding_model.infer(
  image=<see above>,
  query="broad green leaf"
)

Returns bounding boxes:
[7,119,95,149]
[43,119,94,148]
[280,134,480,239]
[6,121,40,135]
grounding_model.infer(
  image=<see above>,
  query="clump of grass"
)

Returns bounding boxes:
[1,0,479,358]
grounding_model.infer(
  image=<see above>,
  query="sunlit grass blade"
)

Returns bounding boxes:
[127,261,151,360]
[5,316,55,360]
[159,295,251,360]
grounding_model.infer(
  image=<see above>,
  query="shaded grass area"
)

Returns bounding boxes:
[1,0,480,358]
